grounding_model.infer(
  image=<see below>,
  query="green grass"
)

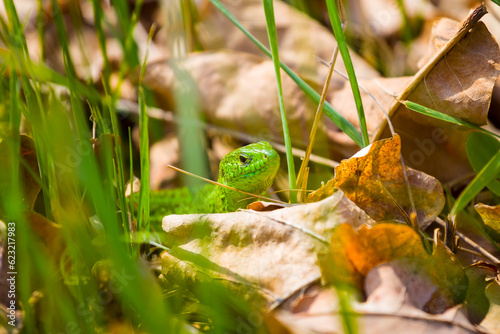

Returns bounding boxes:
[325,0,369,147]
[262,0,297,203]
[1,0,181,332]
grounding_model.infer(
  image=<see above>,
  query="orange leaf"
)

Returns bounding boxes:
[309,135,444,228]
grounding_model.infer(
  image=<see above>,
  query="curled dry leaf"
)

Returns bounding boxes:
[308,134,444,229]
[160,191,375,307]
[375,9,500,182]
[410,18,497,126]
[365,262,445,313]
[357,263,476,333]
[322,223,467,308]
[269,264,476,334]
[474,203,500,234]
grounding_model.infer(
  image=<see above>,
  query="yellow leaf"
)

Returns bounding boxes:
[475,203,500,233]
[308,135,444,229]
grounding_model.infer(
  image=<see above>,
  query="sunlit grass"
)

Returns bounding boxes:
[0,0,182,331]
[262,0,297,202]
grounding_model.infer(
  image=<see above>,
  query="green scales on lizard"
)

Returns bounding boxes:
[147,141,280,226]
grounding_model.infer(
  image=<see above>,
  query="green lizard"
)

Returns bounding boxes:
[147,141,280,228]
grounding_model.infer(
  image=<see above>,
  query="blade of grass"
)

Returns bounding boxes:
[35,0,46,61]
[4,0,55,221]
[262,0,297,203]
[45,1,178,330]
[90,0,111,82]
[136,28,153,248]
[337,284,359,334]
[170,63,211,189]
[136,88,150,245]
[3,6,96,331]
[5,59,36,333]
[450,148,500,217]
[128,126,135,226]
[102,77,131,247]
[289,0,309,14]
[169,2,210,190]
[403,100,500,139]
[110,0,140,69]
[394,0,412,43]
[0,48,102,102]
[325,0,368,147]
[208,0,363,147]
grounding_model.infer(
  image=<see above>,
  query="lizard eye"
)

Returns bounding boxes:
[239,155,247,163]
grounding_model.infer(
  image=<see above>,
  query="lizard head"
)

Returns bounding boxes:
[217,141,280,209]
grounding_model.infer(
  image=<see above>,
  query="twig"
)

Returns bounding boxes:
[435,217,500,264]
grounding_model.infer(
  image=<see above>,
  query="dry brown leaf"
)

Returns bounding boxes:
[375,8,500,182]
[144,1,384,163]
[474,203,500,234]
[357,263,476,333]
[270,264,476,334]
[410,18,497,126]
[322,223,467,307]
[160,191,375,307]
[308,135,444,228]
[25,212,64,257]
[365,262,441,312]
